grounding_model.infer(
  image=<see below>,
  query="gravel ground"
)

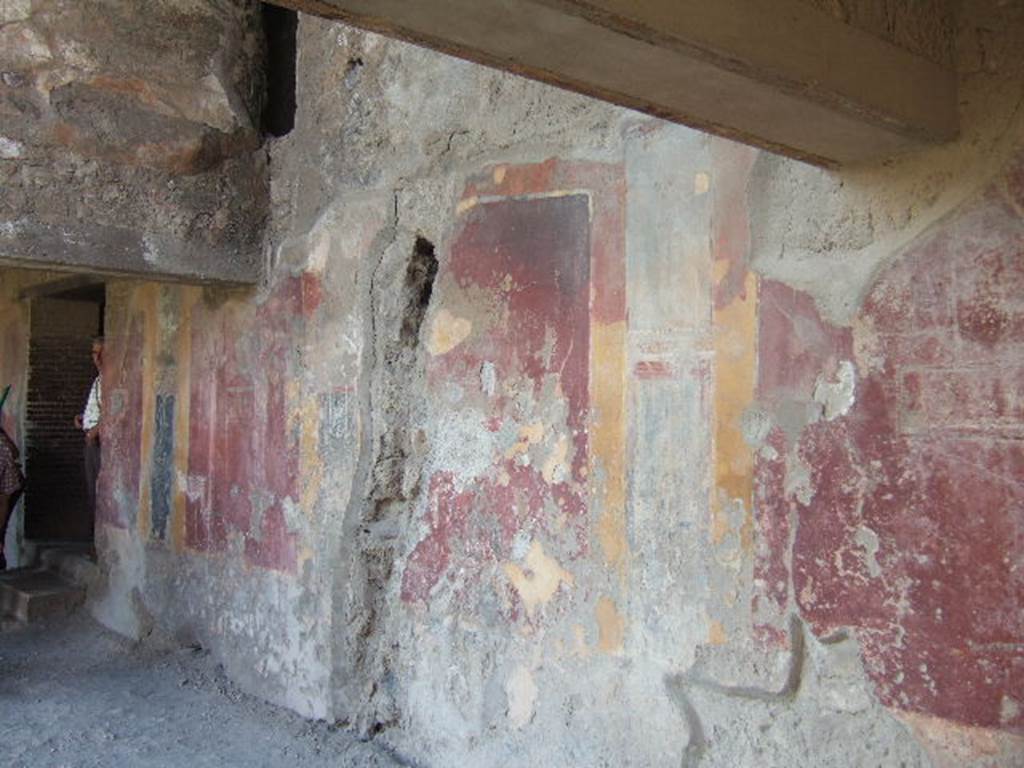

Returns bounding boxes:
[0,613,404,768]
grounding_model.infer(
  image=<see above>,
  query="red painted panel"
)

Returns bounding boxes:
[185,279,300,572]
[710,141,758,309]
[465,159,625,325]
[97,311,144,529]
[755,181,1024,730]
[634,360,674,380]
[758,280,853,400]
[402,190,595,613]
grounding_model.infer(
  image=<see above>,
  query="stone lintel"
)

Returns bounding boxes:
[274,0,958,166]
[0,221,259,286]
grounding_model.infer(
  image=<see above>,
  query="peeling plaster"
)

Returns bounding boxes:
[813,360,856,420]
[505,665,537,729]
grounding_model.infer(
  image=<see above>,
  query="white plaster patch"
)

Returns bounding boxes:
[854,525,882,578]
[479,360,497,397]
[429,407,504,485]
[813,359,857,420]
[505,665,537,729]
[141,234,161,264]
[185,473,207,503]
[809,633,874,715]
[784,450,814,506]
[1001,695,1021,725]
[281,496,305,531]
[510,530,531,561]
[306,230,331,273]
[741,407,772,449]
[57,38,99,71]
[694,171,710,195]
[541,435,569,484]
[191,73,240,132]
[0,136,24,159]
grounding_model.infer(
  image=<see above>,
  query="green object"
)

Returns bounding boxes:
[0,384,9,414]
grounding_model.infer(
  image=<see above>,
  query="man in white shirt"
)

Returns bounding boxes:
[74,337,103,520]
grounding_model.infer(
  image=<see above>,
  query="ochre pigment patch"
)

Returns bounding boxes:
[426,308,472,356]
[592,320,628,574]
[595,595,624,653]
[708,619,728,646]
[298,394,323,518]
[711,269,757,550]
[503,540,574,617]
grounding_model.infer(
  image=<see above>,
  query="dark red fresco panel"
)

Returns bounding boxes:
[402,195,592,608]
[755,183,1024,730]
[185,279,300,572]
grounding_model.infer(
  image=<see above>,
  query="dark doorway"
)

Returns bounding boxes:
[24,280,105,543]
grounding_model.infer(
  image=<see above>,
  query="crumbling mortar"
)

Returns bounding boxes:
[329,193,399,731]
[329,191,439,739]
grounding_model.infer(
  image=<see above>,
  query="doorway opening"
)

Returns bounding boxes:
[24,278,106,547]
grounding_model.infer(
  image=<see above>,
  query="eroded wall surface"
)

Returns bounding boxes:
[0,0,266,282]
[12,1,1019,766]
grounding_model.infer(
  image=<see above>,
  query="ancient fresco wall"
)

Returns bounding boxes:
[753,158,1024,736]
[70,2,1024,766]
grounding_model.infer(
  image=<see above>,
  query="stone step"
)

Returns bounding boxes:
[21,539,94,571]
[0,568,86,623]
[39,546,98,587]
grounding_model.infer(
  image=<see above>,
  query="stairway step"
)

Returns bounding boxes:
[0,568,85,623]
[39,546,98,587]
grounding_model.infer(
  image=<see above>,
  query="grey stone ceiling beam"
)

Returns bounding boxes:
[275,0,958,166]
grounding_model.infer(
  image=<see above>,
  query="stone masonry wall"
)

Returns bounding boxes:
[0,0,267,283]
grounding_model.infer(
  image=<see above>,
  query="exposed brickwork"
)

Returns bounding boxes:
[25,297,100,541]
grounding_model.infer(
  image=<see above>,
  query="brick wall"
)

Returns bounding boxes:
[26,298,102,541]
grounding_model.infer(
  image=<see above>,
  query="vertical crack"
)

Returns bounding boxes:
[333,221,438,738]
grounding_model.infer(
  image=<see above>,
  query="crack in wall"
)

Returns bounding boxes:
[665,615,807,766]
[330,200,438,738]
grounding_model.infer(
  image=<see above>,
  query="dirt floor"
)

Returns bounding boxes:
[0,614,404,768]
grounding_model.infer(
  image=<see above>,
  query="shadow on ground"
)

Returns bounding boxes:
[0,614,402,768]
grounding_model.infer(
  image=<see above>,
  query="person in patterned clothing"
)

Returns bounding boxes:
[0,425,24,570]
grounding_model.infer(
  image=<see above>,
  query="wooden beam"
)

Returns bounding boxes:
[275,0,958,166]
